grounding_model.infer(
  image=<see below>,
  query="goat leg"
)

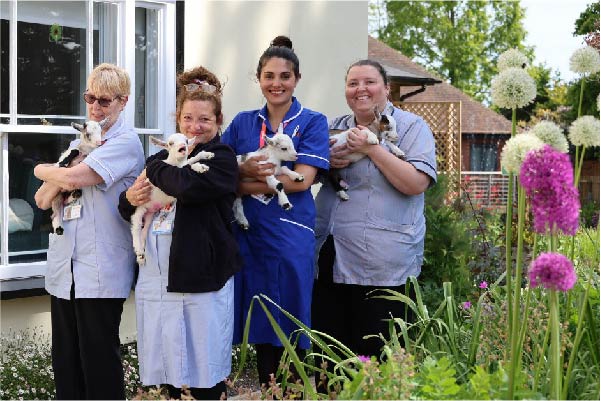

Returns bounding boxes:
[386,141,406,160]
[233,197,250,230]
[131,207,147,266]
[51,195,64,235]
[266,175,292,210]
[279,166,304,182]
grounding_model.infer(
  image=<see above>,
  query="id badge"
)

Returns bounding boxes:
[251,193,274,205]
[151,219,173,234]
[63,202,82,221]
[151,203,175,234]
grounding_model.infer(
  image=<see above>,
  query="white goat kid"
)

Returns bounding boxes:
[51,118,107,235]
[329,110,405,200]
[233,124,303,230]
[131,133,214,265]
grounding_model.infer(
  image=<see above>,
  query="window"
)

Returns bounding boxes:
[470,142,498,172]
[0,0,175,281]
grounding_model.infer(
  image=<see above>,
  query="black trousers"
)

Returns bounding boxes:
[165,381,227,400]
[312,236,415,374]
[255,344,306,389]
[50,283,126,400]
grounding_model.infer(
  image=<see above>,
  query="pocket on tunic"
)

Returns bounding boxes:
[362,223,421,282]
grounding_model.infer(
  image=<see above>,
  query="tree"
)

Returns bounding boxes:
[575,1,600,49]
[565,1,600,122]
[374,0,530,103]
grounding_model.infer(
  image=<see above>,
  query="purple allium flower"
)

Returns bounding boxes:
[519,145,581,235]
[462,301,472,309]
[357,355,370,363]
[479,281,488,289]
[528,252,577,292]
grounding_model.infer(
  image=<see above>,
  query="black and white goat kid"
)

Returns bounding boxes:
[329,107,405,200]
[233,123,304,230]
[131,133,214,266]
[51,118,107,235]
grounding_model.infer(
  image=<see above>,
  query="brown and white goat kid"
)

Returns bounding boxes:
[131,133,214,265]
[233,123,304,230]
[329,108,405,200]
[51,118,107,235]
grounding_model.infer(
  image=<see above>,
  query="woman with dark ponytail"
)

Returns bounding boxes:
[222,35,329,387]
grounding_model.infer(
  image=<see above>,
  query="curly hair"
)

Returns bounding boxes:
[175,66,223,131]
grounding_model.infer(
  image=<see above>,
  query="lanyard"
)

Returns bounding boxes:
[259,121,289,148]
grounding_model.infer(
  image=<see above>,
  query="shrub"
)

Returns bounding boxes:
[0,329,55,400]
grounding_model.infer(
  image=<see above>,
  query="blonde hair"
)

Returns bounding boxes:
[87,63,131,97]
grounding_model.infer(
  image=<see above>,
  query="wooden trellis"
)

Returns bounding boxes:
[394,101,462,191]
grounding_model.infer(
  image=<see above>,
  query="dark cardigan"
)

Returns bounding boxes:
[119,136,242,293]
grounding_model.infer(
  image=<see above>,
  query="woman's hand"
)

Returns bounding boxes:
[239,155,275,181]
[329,138,351,169]
[126,170,152,206]
[346,125,377,156]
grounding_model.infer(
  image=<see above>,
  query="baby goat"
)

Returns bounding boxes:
[51,118,107,235]
[233,124,303,230]
[329,108,405,200]
[131,133,214,265]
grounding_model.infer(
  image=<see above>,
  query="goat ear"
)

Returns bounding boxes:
[150,136,167,149]
[264,136,275,146]
[98,117,109,127]
[277,123,284,135]
[373,106,381,121]
[71,122,84,132]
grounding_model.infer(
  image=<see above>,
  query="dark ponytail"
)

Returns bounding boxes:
[256,35,300,79]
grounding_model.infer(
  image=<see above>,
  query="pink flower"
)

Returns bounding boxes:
[462,301,471,309]
[528,252,577,292]
[357,355,370,363]
[479,281,488,289]
[519,145,580,235]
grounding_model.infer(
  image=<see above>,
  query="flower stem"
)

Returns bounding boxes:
[533,312,551,391]
[577,77,585,118]
[504,107,517,364]
[562,284,590,399]
[508,185,526,399]
[549,289,562,400]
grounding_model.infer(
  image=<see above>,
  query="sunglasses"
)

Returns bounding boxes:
[83,91,120,107]
[183,79,217,94]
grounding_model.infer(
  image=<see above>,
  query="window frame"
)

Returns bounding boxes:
[0,0,176,281]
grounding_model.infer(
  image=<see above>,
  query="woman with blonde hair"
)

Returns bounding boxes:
[34,63,144,400]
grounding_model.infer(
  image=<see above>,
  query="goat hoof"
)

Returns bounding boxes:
[282,203,292,210]
[238,223,249,230]
[337,191,350,201]
[136,254,146,266]
[71,189,82,199]
[294,175,305,182]
[55,227,64,235]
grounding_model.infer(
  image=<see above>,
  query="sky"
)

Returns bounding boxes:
[521,0,593,83]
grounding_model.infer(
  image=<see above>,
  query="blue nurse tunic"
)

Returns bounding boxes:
[222,97,329,349]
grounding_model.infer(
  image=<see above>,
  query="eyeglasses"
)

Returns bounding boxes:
[83,91,120,107]
[183,79,217,94]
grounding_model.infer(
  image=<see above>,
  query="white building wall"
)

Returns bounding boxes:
[184,0,368,124]
[1,0,367,343]
[1,294,138,344]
